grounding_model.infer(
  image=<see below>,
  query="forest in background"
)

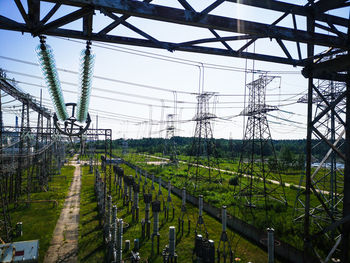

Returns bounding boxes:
[108,137,344,172]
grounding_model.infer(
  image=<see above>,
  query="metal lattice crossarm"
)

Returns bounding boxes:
[0,77,51,119]
[1,0,350,261]
[0,0,349,71]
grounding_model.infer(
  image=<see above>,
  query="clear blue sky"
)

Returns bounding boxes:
[0,1,348,139]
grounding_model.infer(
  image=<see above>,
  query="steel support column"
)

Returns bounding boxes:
[341,40,350,263]
[304,12,315,260]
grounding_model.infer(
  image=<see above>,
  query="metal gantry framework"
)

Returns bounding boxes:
[0,1,348,72]
[237,75,287,210]
[0,74,65,242]
[164,114,178,165]
[295,79,347,261]
[1,0,350,261]
[187,92,221,190]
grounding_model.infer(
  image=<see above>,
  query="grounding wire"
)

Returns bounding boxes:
[38,98,149,123]
[3,70,305,105]
[37,96,194,124]
[56,37,301,75]
[0,55,197,95]
[8,78,299,109]
[5,70,197,104]
[0,56,303,97]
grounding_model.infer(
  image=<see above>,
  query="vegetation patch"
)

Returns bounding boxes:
[78,165,105,262]
[10,165,75,263]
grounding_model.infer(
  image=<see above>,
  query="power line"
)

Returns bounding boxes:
[57,37,301,75]
[5,69,198,104]
[3,70,304,106]
[0,56,303,98]
[0,55,198,95]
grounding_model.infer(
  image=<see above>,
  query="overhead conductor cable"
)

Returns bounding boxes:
[77,40,95,122]
[36,36,68,120]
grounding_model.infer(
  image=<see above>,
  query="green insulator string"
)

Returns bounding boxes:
[77,40,94,122]
[36,37,68,121]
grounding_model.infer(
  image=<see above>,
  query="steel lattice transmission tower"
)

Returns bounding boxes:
[164,113,178,164]
[187,92,221,190]
[294,79,346,261]
[122,137,128,156]
[237,74,287,208]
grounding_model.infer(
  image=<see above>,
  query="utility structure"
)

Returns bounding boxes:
[162,226,177,263]
[0,73,59,241]
[122,138,128,156]
[2,1,350,261]
[163,114,178,165]
[178,187,191,236]
[187,92,221,191]
[194,195,208,239]
[294,79,346,261]
[165,181,175,221]
[217,206,233,263]
[237,74,287,208]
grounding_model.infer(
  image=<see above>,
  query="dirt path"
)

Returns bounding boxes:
[44,161,81,263]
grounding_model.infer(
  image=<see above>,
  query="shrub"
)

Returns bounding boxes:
[229,176,239,186]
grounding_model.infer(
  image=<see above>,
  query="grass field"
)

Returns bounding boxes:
[78,165,105,262]
[10,165,75,262]
[115,151,336,256]
[77,160,272,262]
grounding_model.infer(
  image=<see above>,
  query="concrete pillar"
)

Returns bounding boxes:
[116,219,123,263]
[151,174,155,190]
[199,195,203,217]
[267,228,275,263]
[158,176,162,195]
[222,206,227,232]
[169,226,176,257]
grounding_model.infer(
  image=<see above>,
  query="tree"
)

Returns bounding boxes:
[280,146,293,170]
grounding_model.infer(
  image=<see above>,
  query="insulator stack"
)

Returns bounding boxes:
[36,37,68,120]
[77,41,95,122]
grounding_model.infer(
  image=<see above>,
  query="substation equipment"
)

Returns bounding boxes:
[0,72,63,246]
[1,0,350,262]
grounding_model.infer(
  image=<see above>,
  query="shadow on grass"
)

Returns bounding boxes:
[82,224,101,237]
[82,207,98,217]
[80,243,105,262]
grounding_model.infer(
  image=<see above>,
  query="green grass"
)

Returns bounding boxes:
[120,151,344,258]
[117,153,313,250]
[116,164,269,263]
[78,165,105,262]
[76,159,270,262]
[10,165,75,263]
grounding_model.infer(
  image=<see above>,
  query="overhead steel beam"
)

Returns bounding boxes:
[0,19,302,66]
[14,0,30,27]
[27,0,40,27]
[98,0,153,35]
[43,0,350,28]
[225,0,349,27]
[40,3,61,25]
[39,7,93,35]
[36,0,347,49]
[0,78,51,119]
[313,0,349,13]
[341,12,350,262]
[302,55,350,81]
